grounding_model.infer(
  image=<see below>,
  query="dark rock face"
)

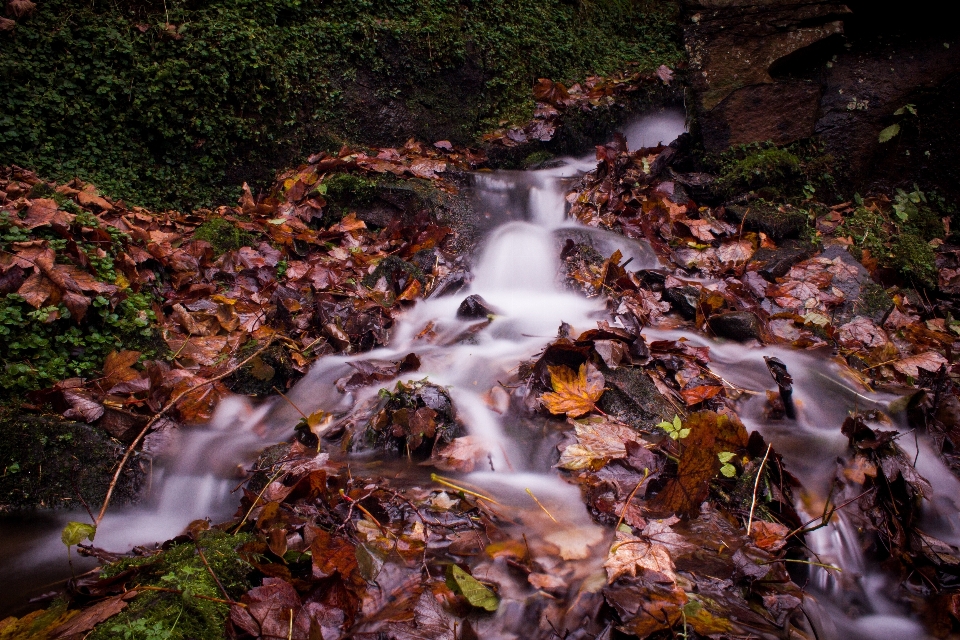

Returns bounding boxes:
[456,294,500,319]
[0,415,146,511]
[749,239,818,281]
[726,202,808,240]
[683,0,849,151]
[707,311,763,342]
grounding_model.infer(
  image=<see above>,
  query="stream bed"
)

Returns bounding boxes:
[2,110,956,640]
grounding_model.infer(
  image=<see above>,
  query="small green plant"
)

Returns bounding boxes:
[718,451,736,477]
[878,104,917,143]
[658,415,689,440]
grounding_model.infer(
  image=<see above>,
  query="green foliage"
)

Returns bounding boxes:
[837,189,943,289]
[717,451,736,478]
[713,145,802,197]
[658,415,689,440]
[91,531,253,640]
[0,291,157,397]
[321,173,378,210]
[710,140,838,203]
[0,0,682,209]
[447,564,499,612]
[193,218,256,255]
[61,521,97,547]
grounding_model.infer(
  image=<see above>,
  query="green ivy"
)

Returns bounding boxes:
[0,0,682,209]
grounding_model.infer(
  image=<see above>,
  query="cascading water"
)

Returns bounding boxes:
[4,108,958,640]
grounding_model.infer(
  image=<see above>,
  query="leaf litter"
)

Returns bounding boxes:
[7,69,960,640]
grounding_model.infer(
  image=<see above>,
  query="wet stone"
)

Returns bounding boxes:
[456,294,500,319]
[726,202,807,241]
[708,311,763,343]
[749,239,818,282]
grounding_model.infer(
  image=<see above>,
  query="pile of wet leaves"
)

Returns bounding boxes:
[7,89,960,640]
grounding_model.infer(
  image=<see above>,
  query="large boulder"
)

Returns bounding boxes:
[683,0,850,151]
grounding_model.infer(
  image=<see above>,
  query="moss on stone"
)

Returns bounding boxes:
[890,234,937,289]
[0,412,144,511]
[91,530,253,640]
[192,218,257,256]
[714,146,802,198]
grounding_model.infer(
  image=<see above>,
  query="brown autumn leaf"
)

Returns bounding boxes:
[556,416,643,470]
[541,362,604,418]
[432,436,489,472]
[231,578,310,640]
[0,16,16,31]
[837,317,888,349]
[17,271,57,307]
[5,0,36,19]
[679,384,723,406]
[893,351,948,377]
[716,238,755,265]
[749,520,790,551]
[650,411,749,515]
[62,388,105,423]
[48,592,134,639]
[532,78,570,105]
[842,454,878,485]
[604,531,676,582]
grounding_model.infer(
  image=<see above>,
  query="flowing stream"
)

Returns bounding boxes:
[2,109,957,639]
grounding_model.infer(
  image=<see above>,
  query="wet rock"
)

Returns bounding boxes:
[456,294,500,319]
[0,414,146,511]
[683,0,849,151]
[597,366,675,429]
[726,202,807,241]
[708,311,763,342]
[749,239,818,281]
[226,343,300,397]
[663,284,702,320]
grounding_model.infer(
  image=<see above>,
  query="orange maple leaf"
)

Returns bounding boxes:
[541,362,604,418]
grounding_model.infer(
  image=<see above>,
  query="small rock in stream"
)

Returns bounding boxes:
[707,311,763,342]
[456,294,500,319]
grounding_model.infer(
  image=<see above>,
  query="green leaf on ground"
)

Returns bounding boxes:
[449,565,499,611]
[878,124,900,143]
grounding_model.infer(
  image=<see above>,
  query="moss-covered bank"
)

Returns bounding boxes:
[0,0,681,209]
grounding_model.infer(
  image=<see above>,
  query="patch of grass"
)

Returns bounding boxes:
[0,0,682,209]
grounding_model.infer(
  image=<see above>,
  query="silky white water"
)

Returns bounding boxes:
[4,109,955,639]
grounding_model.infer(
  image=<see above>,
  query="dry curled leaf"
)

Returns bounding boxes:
[556,417,643,470]
[893,351,947,377]
[541,362,604,418]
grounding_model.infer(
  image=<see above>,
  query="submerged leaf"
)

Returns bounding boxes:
[449,565,498,612]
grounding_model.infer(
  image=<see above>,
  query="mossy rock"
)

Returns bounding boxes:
[90,530,253,640]
[713,146,802,198]
[193,218,257,256]
[597,366,675,430]
[726,202,808,241]
[0,413,145,511]
[365,379,461,457]
[225,344,300,398]
[362,255,425,292]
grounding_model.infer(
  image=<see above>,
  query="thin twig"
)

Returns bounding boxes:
[430,474,499,504]
[95,337,277,526]
[273,386,308,419]
[785,487,876,540]
[196,544,231,603]
[615,468,650,532]
[746,444,772,535]
[525,488,558,523]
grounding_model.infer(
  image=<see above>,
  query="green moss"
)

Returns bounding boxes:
[890,234,937,288]
[91,531,253,640]
[0,0,681,209]
[322,172,380,220]
[193,218,256,255]
[836,203,938,289]
[857,282,893,317]
[0,413,144,510]
[523,150,555,168]
[714,146,802,198]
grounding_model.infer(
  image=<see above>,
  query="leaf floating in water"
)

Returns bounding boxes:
[449,565,499,612]
[541,362,604,418]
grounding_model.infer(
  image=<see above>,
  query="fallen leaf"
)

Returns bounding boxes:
[449,565,498,612]
[541,362,604,418]
[893,351,947,377]
[650,411,749,515]
[605,531,676,582]
[556,417,643,470]
[749,520,790,551]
